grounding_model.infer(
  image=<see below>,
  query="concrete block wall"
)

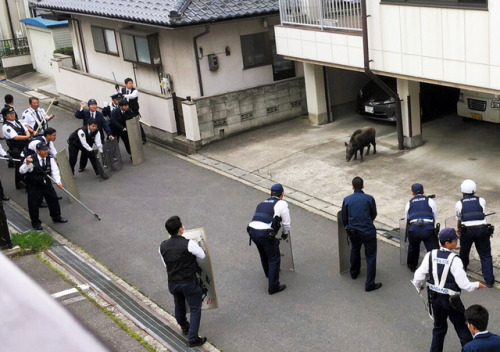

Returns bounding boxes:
[195,77,307,144]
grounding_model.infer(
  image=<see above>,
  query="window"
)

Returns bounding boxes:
[241,32,272,69]
[381,0,487,9]
[119,29,162,67]
[91,26,118,55]
[269,26,295,81]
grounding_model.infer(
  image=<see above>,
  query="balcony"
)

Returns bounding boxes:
[279,0,362,31]
[0,38,30,57]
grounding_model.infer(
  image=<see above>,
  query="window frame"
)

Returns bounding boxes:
[380,0,487,9]
[90,26,119,56]
[240,32,272,70]
[118,29,162,67]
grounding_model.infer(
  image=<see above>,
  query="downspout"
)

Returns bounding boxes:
[193,25,209,97]
[71,17,88,73]
[360,0,404,150]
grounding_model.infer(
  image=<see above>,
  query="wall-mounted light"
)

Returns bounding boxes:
[261,18,268,28]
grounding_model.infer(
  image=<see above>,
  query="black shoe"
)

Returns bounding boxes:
[181,324,190,336]
[53,217,68,223]
[351,272,359,280]
[269,284,287,295]
[39,201,48,208]
[366,283,383,292]
[15,182,24,190]
[408,267,417,273]
[187,336,207,347]
[57,196,62,200]
[78,168,85,172]
[1,194,9,201]
[486,283,494,288]
[33,223,43,231]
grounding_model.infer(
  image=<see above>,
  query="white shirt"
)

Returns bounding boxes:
[123,89,139,100]
[27,138,57,158]
[404,196,437,222]
[78,128,103,153]
[19,154,61,184]
[2,120,27,139]
[412,248,480,292]
[22,107,47,130]
[248,197,291,233]
[455,196,487,226]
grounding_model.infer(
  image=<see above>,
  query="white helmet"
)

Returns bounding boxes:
[460,179,476,194]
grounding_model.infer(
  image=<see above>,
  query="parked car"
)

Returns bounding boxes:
[356,77,459,122]
[457,89,500,123]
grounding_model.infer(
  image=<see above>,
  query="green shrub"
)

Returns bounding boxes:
[11,231,54,252]
[53,46,73,56]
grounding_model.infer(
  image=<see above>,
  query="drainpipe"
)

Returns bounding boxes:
[360,0,404,150]
[193,25,209,97]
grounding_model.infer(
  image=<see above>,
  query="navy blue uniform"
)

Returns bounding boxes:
[406,195,439,271]
[110,107,133,155]
[463,332,500,352]
[341,189,378,290]
[458,196,494,286]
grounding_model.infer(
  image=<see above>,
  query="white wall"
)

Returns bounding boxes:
[276,1,500,92]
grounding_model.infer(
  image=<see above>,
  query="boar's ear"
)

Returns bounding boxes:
[344,142,348,146]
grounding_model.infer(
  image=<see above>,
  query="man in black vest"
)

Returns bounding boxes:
[159,216,207,348]
[119,78,146,143]
[455,179,494,287]
[404,183,439,272]
[2,106,31,189]
[110,100,133,156]
[247,183,291,295]
[412,228,485,352]
[75,99,113,172]
[67,119,103,175]
[19,142,67,230]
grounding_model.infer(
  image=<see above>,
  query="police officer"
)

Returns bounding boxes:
[109,99,133,156]
[405,183,439,272]
[21,96,54,136]
[455,179,494,288]
[2,106,31,189]
[19,142,67,230]
[102,93,122,118]
[412,228,485,352]
[341,176,381,291]
[118,78,146,143]
[25,127,58,158]
[67,118,103,175]
[0,140,10,201]
[464,305,500,352]
[159,216,207,348]
[247,183,290,295]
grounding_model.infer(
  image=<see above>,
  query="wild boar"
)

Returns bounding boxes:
[345,127,376,162]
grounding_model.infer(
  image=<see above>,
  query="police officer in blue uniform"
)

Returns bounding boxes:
[247,184,291,295]
[464,305,500,352]
[341,176,381,292]
[405,183,439,272]
[455,179,494,287]
[413,228,485,352]
[159,216,207,348]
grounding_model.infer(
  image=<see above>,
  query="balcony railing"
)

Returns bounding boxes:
[0,37,30,57]
[279,0,362,31]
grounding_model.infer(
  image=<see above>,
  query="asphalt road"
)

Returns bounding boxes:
[2,86,500,352]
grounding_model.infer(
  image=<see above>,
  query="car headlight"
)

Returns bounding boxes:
[458,93,464,103]
[491,99,500,108]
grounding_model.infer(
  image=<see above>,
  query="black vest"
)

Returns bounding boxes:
[25,154,52,187]
[428,250,460,293]
[408,195,433,222]
[122,87,139,112]
[68,127,98,148]
[24,136,46,156]
[3,120,28,150]
[251,197,282,233]
[460,195,485,222]
[159,236,199,284]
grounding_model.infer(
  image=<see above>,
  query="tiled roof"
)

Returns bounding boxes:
[31,0,279,26]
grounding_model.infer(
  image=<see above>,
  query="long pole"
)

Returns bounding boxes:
[35,97,56,134]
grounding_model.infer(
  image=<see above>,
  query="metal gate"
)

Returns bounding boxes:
[172,92,186,135]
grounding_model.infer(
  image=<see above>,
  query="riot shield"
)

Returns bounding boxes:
[95,151,111,180]
[56,148,80,203]
[182,228,218,310]
[399,218,408,265]
[280,232,294,272]
[102,139,122,172]
[126,117,144,166]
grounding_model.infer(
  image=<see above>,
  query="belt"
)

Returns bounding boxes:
[427,283,459,296]
[409,219,433,224]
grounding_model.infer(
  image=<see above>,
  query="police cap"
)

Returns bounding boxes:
[1,106,15,117]
[271,183,284,196]
[36,142,49,151]
[439,228,458,243]
[411,183,424,195]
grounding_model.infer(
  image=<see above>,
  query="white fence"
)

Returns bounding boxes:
[279,0,362,31]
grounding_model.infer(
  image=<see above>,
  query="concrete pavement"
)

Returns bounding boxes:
[2,73,500,352]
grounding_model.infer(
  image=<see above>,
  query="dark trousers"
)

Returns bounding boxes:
[249,229,281,292]
[460,225,494,285]
[115,130,131,155]
[27,184,61,226]
[350,233,377,290]
[0,177,5,196]
[430,293,472,352]
[407,224,439,270]
[68,144,99,175]
[168,281,202,343]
